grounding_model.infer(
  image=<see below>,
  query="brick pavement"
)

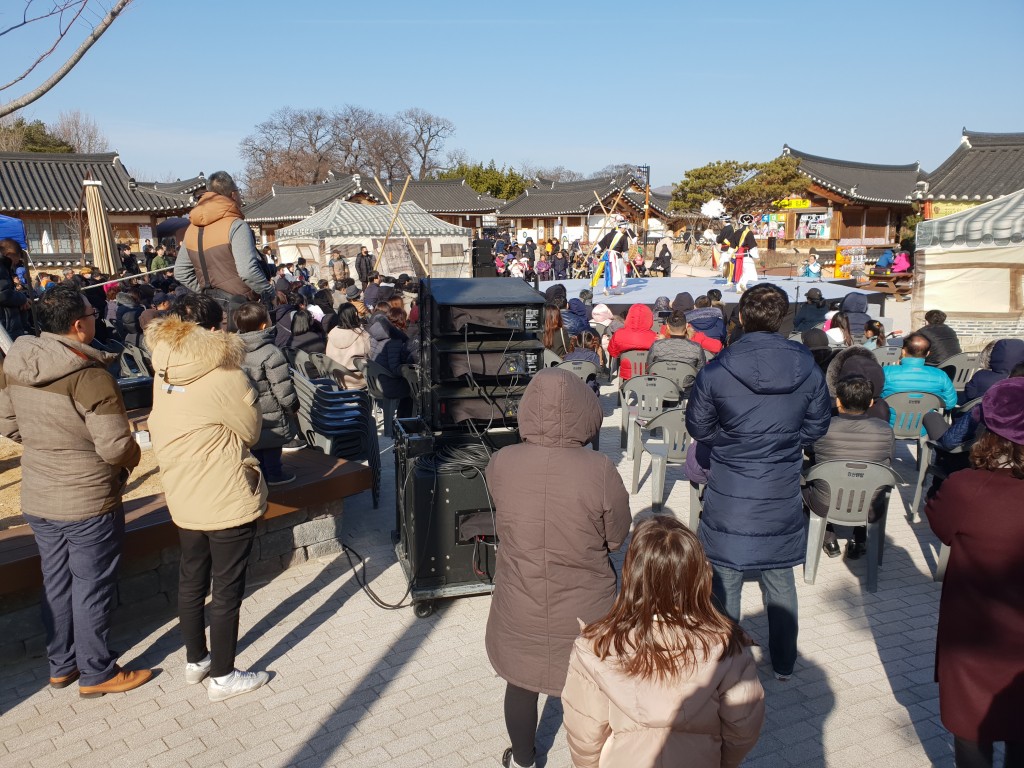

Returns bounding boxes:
[0,343,960,767]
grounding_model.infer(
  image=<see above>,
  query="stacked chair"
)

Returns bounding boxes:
[292,373,380,508]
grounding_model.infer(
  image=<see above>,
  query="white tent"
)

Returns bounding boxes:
[914,189,1024,344]
[275,199,472,277]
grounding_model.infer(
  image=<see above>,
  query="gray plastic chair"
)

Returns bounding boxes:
[885,391,945,520]
[630,408,690,513]
[617,349,650,383]
[556,359,599,383]
[936,351,982,392]
[648,360,699,399]
[803,460,902,593]
[619,374,680,451]
[872,345,903,367]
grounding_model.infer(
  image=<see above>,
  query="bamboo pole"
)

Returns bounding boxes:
[591,187,627,250]
[372,176,429,276]
[372,175,411,272]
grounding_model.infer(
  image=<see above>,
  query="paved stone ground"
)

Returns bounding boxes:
[1,296,963,768]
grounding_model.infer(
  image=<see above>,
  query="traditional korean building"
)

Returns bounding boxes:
[497,175,676,247]
[913,129,1024,219]
[0,151,193,258]
[781,145,923,248]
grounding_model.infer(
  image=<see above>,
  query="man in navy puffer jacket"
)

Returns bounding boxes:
[686,284,831,680]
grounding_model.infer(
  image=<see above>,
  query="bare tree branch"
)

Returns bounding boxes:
[0,0,82,38]
[0,0,134,119]
[0,1,88,94]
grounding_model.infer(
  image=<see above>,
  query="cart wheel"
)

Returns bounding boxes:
[413,601,434,619]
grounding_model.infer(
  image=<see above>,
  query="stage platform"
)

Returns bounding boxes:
[536,275,887,318]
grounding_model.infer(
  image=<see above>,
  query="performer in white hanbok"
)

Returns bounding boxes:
[591,219,634,295]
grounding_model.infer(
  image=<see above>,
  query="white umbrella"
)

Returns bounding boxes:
[41,229,53,254]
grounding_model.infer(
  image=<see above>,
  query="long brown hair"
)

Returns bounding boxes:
[542,303,563,350]
[970,431,1024,479]
[582,516,745,680]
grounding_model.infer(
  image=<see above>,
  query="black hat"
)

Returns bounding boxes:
[805,288,823,300]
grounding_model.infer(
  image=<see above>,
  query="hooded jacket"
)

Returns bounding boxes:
[562,632,764,768]
[686,306,727,343]
[485,369,631,696]
[0,334,140,521]
[792,299,828,333]
[825,345,891,422]
[325,326,370,389]
[963,338,1024,402]
[238,328,298,449]
[685,333,831,570]
[608,305,656,379]
[671,292,695,313]
[0,257,28,339]
[367,314,411,398]
[839,293,871,341]
[917,322,962,366]
[145,316,267,531]
[562,298,590,337]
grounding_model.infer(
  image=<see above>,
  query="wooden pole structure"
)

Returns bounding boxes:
[591,187,627,248]
[372,175,429,276]
[372,175,411,272]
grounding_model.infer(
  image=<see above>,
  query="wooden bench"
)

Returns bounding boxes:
[0,450,372,597]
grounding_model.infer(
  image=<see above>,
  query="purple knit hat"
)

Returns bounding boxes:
[982,377,1024,445]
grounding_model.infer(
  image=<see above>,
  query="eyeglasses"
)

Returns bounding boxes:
[79,308,99,320]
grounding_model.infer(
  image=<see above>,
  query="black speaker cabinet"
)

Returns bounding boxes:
[471,239,493,266]
[473,264,497,278]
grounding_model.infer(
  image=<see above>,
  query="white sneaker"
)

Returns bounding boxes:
[184,654,211,684]
[207,669,270,702]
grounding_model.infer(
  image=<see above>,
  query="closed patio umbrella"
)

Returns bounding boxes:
[83,180,118,276]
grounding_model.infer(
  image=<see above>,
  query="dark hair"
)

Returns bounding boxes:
[694,295,711,309]
[582,516,745,679]
[903,332,930,358]
[38,284,87,334]
[666,310,688,332]
[374,300,391,314]
[579,289,593,303]
[970,431,1024,479]
[542,303,563,350]
[864,320,886,346]
[290,308,314,336]
[830,312,854,347]
[171,292,223,329]
[312,289,334,316]
[387,305,408,331]
[1011,362,1024,378]
[288,286,307,308]
[552,293,567,310]
[317,279,329,290]
[925,309,947,325]
[233,301,269,333]
[207,170,238,197]
[707,289,722,302]
[836,375,874,413]
[336,303,361,330]
[738,283,788,333]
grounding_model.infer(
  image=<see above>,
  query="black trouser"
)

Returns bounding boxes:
[504,682,540,766]
[955,737,1024,768]
[177,522,256,678]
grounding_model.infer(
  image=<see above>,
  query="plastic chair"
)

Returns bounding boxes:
[803,460,902,593]
[556,359,599,383]
[689,482,704,532]
[629,408,690,514]
[885,391,945,519]
[542,348,563,368]
[399,364,420,417]
[118,342,152,378]
[936,351,982,392]
[648,360,699,399]
[619,374,679,451]
[617,350,649,383]
[872,345,903,367]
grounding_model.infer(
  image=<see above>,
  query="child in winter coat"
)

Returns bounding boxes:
[234,302,299,485]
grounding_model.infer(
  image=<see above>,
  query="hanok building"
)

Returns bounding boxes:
[781,145,923,247]
[913,129,1024,219]
[0,151,193,260]
[137,174,207,202]
[497,175,676,247]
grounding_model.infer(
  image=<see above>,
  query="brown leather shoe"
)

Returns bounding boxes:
[49,670,80,689]
[79,667,153,698]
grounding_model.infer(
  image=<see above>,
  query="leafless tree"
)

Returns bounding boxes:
[51,109,109,152]
[398,108,455,180]
[518,161,585,183]
[239,107,337,197]
[0,0,135,119]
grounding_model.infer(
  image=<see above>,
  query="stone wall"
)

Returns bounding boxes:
[0,501,344,663]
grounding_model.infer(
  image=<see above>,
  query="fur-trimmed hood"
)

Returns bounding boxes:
[825,344,885,397]
[145,315,244,386]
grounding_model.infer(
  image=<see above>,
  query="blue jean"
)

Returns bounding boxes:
[25,507,125,686]
[711,563,798,676]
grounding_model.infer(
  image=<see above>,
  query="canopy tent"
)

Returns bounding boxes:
[0,215,27,250]
[914,189,1024,335]
[274,199,472,277]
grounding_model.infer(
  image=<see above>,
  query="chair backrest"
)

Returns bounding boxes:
[543,348,563,368]
[622,375,680,419]
[399,364,421,405]
[118,342,151,378]
[556,359,599,382]
[293,349,330,379]
[936,351,982,392]
[362,358,408,400]
[804,460,902,525]
[640,408,690,462]
[648,360,699,394]
[884,391,945,439]
[618,349,649,379]
[872,345,903,366]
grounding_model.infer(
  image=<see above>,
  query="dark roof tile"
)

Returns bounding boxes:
[916,129,1024,201]
[783,145,921,205]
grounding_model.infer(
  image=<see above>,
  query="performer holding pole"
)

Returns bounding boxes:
[590,217,634,296]
[717,213,759,292]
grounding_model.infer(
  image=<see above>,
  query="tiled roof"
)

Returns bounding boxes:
[137,175,206,196]
[0,151,194,214]
[499,175,645,217]
[277,200,472,239]
[243,174,380,223]
[915,129,1024,202]
[916,186,1024,248]
[783,145,921,205]
[622,191,675,218]
[392,179,504,213]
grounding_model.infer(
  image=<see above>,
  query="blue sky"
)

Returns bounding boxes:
[3,0,1022,188]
